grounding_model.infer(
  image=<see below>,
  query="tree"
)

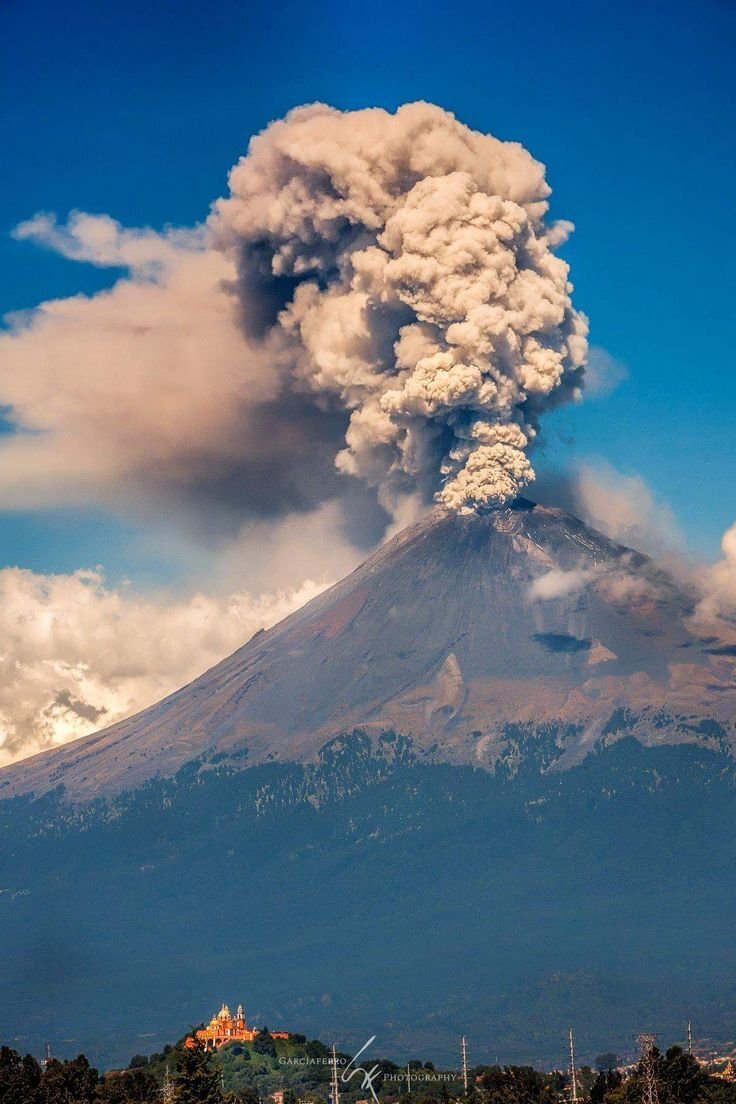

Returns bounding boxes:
[466,1080,481,1104]
[0,1046,42,1104]
[175,1041,223,1104]
[252,1031,276,1061]
[579,1066,597,1098]
[40,1056,99,1104]
[95,1068,159,1102]
[236,1088,260,1104]
[590,1069,623,1104]
[305,1042,328,1061]
[595,1056,620,1073]
[479,1065,553,1104]
[659,1047,706,1104]
[703,1083,736,1104]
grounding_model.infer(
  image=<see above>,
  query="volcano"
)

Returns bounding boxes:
[1,503,736,1068]
[3,500,734,801]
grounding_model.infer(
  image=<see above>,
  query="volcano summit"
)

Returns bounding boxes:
[1,503,736,1067]
[3,501,734,801]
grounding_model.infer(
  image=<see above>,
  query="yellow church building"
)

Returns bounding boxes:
[192,1003,290,1050]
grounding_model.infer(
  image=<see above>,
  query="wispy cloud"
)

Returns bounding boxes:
[583,346,628,398]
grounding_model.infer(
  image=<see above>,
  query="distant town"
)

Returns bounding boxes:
[4,1000,736,1104]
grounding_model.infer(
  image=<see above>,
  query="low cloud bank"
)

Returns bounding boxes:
[0,566,327,769]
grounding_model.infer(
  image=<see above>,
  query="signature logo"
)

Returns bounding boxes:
[340,1036,383,1104]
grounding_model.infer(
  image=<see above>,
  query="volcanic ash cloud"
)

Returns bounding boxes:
[212,101,588,514]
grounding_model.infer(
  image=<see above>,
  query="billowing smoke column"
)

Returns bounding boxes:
[212,102,588,515]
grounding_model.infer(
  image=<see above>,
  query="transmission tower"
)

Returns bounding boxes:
[331,1044,341,1104]
[687,1022,693,1056]
[406,1063,412,1095]
[161,1065,175,1104]
[568,1029,579,1104]
[636,1034,660,1104]
[461,1036,469,1095]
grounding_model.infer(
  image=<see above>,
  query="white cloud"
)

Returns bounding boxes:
[528,566,596,601]
[12,210,204,277]
[693,522,736,623]
[595,570,655,603]
[1,214,351,529]
[0,231,271,513]
[0,565,329,769]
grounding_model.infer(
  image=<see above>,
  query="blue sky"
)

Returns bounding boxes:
[1,0,734,578]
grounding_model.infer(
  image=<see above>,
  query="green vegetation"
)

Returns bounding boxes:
[3,1032,736,1104]
[589,1046,735,1104]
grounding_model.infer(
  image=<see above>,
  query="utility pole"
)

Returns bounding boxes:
[569,1029,579,1104]
[461,1036,469,1095]
[687,1022,693,1056]
[636,1034,660,1104]
[331,1044,341,1104]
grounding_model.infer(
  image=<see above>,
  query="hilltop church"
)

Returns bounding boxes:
[193,1003,290,1050]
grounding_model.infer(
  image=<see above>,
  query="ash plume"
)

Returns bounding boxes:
[212,101,588,514]
[1,102,587,537]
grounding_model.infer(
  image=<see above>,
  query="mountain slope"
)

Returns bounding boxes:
[2,737,736,1068]
[2,503,736,1067]
[2,500,734,801]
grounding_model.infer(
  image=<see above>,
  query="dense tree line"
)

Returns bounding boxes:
[3,1037,736,1104]
[0,1040,240,1104]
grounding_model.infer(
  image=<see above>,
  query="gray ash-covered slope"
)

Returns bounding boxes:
[3,499,734,802]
